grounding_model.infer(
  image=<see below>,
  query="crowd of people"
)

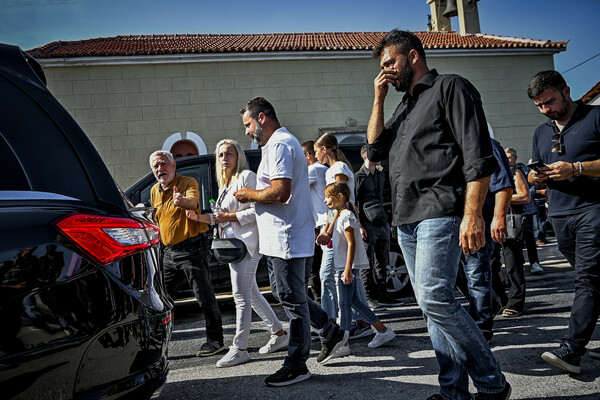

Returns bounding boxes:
[147,30,599,400]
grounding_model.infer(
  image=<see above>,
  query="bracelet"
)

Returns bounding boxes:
[209,213,215,225]
[577,161,582,176]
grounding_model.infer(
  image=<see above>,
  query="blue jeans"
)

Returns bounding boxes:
[320,245,338,319]
[550,206,600,352]
[398,217,505,400]
[335,269,379,331]
[320,244,369,322]
[267,256,334,369]
[461,230,496,341]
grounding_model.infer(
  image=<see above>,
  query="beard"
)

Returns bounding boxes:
[251,122,264,145]
[394,57,414,93]
[542,92,570,120]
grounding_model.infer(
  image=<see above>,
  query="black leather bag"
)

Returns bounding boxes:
[211,237,247,264]
[506,211,525,241]
[363,200,387,225]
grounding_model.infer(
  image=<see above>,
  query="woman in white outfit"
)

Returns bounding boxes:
[187,139,288,367]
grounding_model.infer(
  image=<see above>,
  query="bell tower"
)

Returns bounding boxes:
[427,0,481,35]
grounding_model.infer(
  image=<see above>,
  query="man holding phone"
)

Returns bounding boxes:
[527,70,600,374]
[527,160,547,172]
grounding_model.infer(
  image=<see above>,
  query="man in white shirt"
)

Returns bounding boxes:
[302,140,328,303]
[234,97,348,387]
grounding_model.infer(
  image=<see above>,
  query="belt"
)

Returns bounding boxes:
[163,232,206,251]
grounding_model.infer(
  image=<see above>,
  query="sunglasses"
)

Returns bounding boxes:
[551,133,565,155]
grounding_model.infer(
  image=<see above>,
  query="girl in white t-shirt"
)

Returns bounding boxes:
[314,133,360,321]
[324,182,396,351]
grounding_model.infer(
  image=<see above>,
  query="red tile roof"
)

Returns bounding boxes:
[27,31,567,59]
[580,81,600,104]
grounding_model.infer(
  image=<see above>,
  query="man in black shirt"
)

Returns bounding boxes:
[367,29,510,400]
[527,70,600,374]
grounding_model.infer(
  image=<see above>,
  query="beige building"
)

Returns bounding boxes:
[29,31,566,188]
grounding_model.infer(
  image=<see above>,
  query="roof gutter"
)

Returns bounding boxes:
[36,47,566,67]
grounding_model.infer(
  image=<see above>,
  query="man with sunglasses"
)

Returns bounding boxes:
[527,70,600,374]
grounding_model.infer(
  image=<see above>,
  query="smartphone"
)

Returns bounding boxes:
[527,160,548,171]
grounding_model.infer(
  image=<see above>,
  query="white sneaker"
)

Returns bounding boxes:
[335,343,352,357]
[368,328,396,348]
[531,262,544,274]
[259,332,289,354]
[216,347,250,368]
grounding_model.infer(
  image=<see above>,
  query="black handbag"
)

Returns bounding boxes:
[363,200,387,225]
[506,210,525,241]
[211,234,247,264]
[210,189,247,264]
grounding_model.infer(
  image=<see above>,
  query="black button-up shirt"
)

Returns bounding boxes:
[368,69,498,226]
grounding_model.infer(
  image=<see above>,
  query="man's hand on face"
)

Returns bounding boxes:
[374,68,396,100]
[173,186,183,208]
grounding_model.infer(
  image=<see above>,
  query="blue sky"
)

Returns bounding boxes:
[1,0,598,98]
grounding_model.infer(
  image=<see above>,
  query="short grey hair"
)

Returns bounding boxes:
[149,150,174,166]
[505,147,517,158]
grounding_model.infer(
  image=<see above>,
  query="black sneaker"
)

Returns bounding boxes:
[542,343,582,374]
[317,325,349,364]
[264,364,311,387]
[196,340,226,357]
[589,347,600,360]
[473,381,511,399]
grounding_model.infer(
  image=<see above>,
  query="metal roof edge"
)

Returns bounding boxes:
[37,47,565,67]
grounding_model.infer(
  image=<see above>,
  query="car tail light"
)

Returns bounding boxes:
[55,214,160,265]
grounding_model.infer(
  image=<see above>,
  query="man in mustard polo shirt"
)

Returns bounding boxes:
[149,150,225,357]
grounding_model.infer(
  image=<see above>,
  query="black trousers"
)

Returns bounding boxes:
[502,238,526,313]
[551,207,600,352]
[308,240,323,303]
[162,233,223,344]
[360,222,390,301]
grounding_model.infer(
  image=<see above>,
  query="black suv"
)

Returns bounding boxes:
[125,143,411,300]
[0,44,172,399]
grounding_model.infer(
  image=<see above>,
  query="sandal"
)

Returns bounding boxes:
[502,308,522,317]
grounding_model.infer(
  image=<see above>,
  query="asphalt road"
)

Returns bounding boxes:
[157,238,600,400]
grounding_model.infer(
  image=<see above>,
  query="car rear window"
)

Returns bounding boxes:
[0,133,30,191]
[0,74,96,201]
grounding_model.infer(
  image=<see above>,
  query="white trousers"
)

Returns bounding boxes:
[230,251,283,349]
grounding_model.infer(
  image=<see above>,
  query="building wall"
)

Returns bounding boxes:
[42,53,553,188]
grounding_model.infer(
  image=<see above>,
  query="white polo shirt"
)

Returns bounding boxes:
[255,127,315,259]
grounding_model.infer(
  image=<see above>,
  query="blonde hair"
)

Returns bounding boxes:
[214,139,249,189]
[314,132,351,168]
[324,182,357,218]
